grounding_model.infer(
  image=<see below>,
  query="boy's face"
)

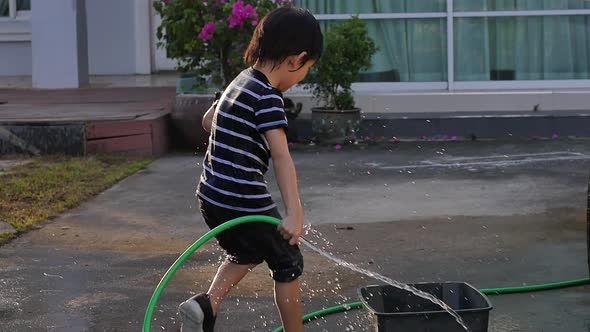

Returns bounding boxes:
[293,60,315,85]
[280,57,315,91]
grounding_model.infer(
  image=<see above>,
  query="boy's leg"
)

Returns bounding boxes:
[179,260,256,332]
[207,260,258,315]
[274,279,303,332]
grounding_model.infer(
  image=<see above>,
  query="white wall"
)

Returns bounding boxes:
[0,0,139,77]
[286,91,590,114]
[151,9,176,72]
[31,0,89,88]
[0,42,31,75]
[86,0,136,75]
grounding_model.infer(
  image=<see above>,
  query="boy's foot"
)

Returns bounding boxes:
[178,293,216,332]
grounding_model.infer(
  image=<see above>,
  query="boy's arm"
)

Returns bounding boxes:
[202,105,215,133]
[264,128,303,245]
[202,92,222,133]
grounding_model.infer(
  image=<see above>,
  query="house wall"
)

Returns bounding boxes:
[0,41,31,75]
[286,91,590,114]
[85,0,136,75]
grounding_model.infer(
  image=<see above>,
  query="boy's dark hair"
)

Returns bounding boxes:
[244,6,323,70]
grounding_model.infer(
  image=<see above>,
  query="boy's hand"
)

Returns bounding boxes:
[278,213,303,246]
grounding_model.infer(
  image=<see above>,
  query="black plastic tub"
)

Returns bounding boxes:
[358,282,493,332]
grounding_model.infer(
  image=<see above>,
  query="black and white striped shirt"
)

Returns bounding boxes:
[197,67,288,212]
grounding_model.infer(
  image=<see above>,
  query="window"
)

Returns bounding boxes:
[455,15,590,81]
[0,0,8,16]
[298,0,446,14]
[298,0,590,89]
[0,0,30,18]
[297,1,448,83]
[0,0,31,42]
[455,0,590,12]
[319,19,447,83]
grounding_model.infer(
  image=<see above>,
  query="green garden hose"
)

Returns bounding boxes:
[479,278,590,295]
[270,301,365,332]
[143,215,590,332]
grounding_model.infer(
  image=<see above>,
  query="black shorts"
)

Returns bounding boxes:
[198,199,303,283]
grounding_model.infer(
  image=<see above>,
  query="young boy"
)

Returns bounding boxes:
[179,6,323,332]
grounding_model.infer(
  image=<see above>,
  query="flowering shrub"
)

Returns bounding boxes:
[154,0,290,87]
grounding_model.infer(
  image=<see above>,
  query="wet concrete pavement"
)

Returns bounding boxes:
[1,140,589,332]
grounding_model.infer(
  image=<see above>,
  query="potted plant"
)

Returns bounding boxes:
[153,0,288,148]
[305,17,377,144]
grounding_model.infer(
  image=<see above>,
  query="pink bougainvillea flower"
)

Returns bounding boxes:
[228,15,242,28]
[228,0,259,28]
[198,21,216,41]
[234,0,244,10]
[228,1,246,28]
[243,4,257,18]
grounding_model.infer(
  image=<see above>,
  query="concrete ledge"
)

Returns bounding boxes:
[0,87,175,156]
[287,89,590,114]
[3,108,589,155]
[289,111,590,142]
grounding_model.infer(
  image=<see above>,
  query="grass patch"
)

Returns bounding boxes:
[0,155,152,244]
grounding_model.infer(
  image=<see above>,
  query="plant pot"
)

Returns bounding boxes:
[171,94,214,151]
[311,107,362,144]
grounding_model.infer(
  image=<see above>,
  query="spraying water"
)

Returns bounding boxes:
[299,235,471,332]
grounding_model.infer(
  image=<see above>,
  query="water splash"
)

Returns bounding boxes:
[299,237,471,332]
